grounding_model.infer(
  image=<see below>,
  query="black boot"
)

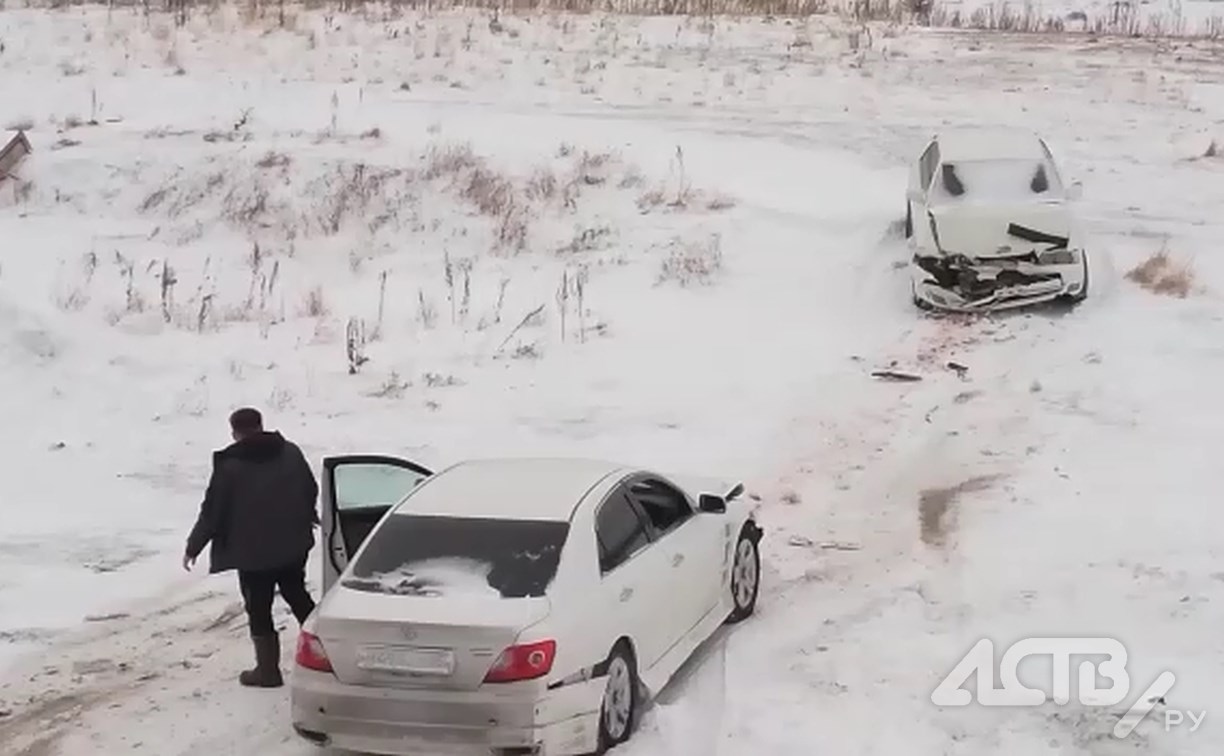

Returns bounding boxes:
[239,633,284,688]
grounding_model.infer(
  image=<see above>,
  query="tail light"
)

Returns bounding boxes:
[483,639,556,683]
[295,630,334,673]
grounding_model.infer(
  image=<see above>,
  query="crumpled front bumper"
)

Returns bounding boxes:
[910,249,1086,313]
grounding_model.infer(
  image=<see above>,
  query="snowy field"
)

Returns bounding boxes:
[2,1,1224,754]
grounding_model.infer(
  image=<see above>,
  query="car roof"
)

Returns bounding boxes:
[393,457,630,521]
[933,127,1048,162]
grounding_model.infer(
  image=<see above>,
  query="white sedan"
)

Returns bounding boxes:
[290,456,764,756]
[905,126,1090,312]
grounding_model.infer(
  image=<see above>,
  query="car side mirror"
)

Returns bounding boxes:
[698,494,726,514]
[1067,181,1083,200]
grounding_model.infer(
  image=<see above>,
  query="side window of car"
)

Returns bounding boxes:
[918,141,940,193]
[627,478,694,537]
[594,491,652,574]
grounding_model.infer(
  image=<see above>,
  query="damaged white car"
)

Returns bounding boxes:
[904,127,1089,312]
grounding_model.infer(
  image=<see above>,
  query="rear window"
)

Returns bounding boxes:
[930,158,1063,205]
[342,515,569,599]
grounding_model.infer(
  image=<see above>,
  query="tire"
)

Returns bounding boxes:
[726,522,761,624]
[595,642,640,754]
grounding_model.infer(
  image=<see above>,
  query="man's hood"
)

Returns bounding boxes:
[215,431,287,464]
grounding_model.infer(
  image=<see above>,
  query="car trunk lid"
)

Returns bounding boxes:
[315,582,551,691]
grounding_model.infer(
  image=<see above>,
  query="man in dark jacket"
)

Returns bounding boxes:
[183,407,320,688]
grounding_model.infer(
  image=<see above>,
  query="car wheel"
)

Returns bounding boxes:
[596,642,640,753]
[726,522,761,624]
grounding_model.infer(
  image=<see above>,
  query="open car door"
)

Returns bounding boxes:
[321,455,433,594]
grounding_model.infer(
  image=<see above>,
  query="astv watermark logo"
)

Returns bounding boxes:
[931,637,1205,738]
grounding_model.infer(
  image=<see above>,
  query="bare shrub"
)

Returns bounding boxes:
[636,187,667,213]
[368,371,411,398]
[512,342,543,360]
[423,142,479,180]
[573,151,613,186]
[302,286,328,317]
[54,251,99,312]
[494,204,529,254]
[5,117,34,132]
[424,371,464,387]
[525,167,558,202]
[346,317,369,374]
[461,165,515,217]
[657,234,724,287]
[311,163,407,235]
[159,259,178,323]
[416,289,438,329]
[268,386,294,411]
[557,225,612,255]
[256,152,291,169]
[1125,247,1195,298]
[59,60,87,77]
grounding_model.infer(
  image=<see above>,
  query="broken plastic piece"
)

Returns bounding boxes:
[0,130,32,181]
[872,370,922,382]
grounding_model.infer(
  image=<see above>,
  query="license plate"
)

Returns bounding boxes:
[356,645,455,676]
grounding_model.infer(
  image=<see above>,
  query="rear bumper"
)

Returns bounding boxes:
[289,668,602,756]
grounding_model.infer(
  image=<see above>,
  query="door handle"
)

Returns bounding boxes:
[619,587,633,602]
[671,553,684,567]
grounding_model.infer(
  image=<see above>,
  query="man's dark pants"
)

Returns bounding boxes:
[237,556,316,636]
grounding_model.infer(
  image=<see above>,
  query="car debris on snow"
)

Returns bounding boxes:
[787,535,862,551]
[0,129,32,181]
[83,612,131,623]
[871,369,922,382]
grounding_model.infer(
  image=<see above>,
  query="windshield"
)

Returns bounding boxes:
[343,514,569,599]
[929,158,1063,205]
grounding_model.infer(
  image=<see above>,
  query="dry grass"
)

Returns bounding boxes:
[1125,248,1195,298]
[302,285,329,316]
[657,234,724,286]
[36,0,1221,41]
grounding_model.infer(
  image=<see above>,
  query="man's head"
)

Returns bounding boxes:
[229,407,263,441]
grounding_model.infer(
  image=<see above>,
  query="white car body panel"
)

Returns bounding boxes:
[292,456,762,756]
[905,126,1089,312]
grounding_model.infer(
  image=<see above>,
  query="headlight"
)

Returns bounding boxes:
[1037,248,1078,265]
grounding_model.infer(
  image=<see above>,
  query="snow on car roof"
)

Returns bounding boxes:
[934,127,1048,162]
[393,457,629,521]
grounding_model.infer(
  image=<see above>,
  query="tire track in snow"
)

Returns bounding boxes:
[626,282,1066,754]
[0,584,252,754]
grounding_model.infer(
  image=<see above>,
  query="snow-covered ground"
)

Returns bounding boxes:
[2,3,1224,754]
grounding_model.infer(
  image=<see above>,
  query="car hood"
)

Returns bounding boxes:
[927,201,1073,258]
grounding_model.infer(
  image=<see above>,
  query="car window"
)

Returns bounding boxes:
[595,492,651,574]
[628,478,693,536]
[343,515,569,599]
[930,158,1064,205]
[333,462,428,512]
